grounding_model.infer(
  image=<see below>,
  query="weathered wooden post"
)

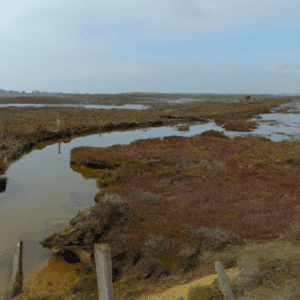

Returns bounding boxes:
[56,118,60,132]
[94,243,114,300]
[215,261,236,300]
[10,240,23,299]
[54,112,61,132]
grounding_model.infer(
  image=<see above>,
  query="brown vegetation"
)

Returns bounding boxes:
[69,127,300,254]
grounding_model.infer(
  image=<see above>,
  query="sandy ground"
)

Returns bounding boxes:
[6,255,85,300]
[135,267,244,300]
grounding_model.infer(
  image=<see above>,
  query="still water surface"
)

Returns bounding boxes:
[1,98,300,295]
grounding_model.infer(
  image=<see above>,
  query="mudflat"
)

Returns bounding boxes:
[2,93,300,300]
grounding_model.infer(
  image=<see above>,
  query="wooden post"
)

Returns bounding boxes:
[94,244,114,300]
[10,241,23,299]
[56,119,60,132]
[215,261,236,300]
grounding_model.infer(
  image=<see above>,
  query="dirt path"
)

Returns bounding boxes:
[135,267,244,300]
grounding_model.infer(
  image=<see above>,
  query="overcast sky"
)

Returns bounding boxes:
[1,0,300,95]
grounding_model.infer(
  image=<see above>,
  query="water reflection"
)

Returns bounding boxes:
[0,177,7,193]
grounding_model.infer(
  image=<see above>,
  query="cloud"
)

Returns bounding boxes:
[263,63,300,74]
[1,0,300,93]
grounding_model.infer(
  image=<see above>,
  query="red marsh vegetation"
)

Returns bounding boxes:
[70,128,300,260]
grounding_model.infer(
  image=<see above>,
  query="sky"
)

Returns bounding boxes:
[1,0,300,95]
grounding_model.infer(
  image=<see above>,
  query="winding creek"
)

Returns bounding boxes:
[1,97,300,296]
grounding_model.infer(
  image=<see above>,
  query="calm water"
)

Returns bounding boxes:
[1,98,300,296]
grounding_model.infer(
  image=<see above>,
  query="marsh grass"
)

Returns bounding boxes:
[0,94,295,143]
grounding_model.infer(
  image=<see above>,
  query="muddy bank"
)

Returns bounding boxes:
[0,106,183,177]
